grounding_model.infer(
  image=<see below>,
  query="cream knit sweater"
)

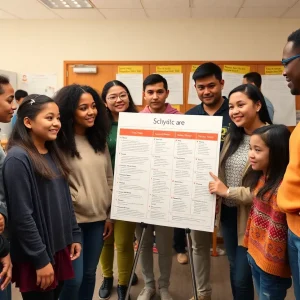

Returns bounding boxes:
[67,135,113,223]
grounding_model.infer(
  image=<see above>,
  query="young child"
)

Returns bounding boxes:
[137,74,179,300]
[54,85,113,300]
[99,80,138,300]
[244,125,292,299]
[3,94,81,300]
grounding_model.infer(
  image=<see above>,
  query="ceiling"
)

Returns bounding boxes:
[0,0,300,20]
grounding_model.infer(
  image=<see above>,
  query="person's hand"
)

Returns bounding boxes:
[0,215,5,234]
[36,263,54,290]
[103,221,114,240]
[0,254,11,290]
[70,243,81,261]
[209,172,228,198]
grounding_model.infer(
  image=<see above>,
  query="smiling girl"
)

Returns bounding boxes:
[244,125,291,300]
[54,85,113,300]
[98,80,138,300]
[3,95,81,300]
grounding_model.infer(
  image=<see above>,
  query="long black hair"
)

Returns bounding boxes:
[245,125,290,201]
[54,84,109,158]
[221,84,272,169]
[101,80,138,121]
[7,94,69,179]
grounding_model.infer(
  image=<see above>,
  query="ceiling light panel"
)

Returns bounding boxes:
[39,0,93,9]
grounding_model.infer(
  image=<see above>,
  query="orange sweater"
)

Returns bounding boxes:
[278,123,300,237]
[244,176,290,278]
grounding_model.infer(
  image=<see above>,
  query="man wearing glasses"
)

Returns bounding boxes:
[278,28,300,300]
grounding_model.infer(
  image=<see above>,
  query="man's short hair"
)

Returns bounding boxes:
[15,89,28,101]
[192,62,222,82]
[143,74,168,91]
[243,72,262,89]
[288,28,300,51]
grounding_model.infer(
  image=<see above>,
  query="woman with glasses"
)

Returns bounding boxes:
[99,80,138,300]
[54,84,114,300]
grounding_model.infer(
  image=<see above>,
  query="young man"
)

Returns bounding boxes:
[185,62,231,300]
[242,72,274,121]
[12,89,28,126]
[0,75,17,300]
[141,74,180,114]
[278,28,300,300]
[141,73,189,265]
[136,74,179,300]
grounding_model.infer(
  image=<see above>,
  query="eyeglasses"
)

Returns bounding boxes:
[282,54,300,67]
[106,92,128,102]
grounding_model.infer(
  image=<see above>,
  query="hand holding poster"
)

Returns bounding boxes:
[111,113,223,233]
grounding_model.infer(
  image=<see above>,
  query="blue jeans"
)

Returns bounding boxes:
[247,254,291,300]
[0,284,11,300]
[0,264,11,300]
[221,204,254,300]
[59,221,105,300]
[288,228,300,299]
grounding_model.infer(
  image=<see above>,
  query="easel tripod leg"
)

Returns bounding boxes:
[186,228,198,300]
[125,223,148,300]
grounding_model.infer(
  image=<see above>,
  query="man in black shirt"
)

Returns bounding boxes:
[185,63,230,300]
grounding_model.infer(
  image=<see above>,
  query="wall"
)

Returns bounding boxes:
[0,18,299,87]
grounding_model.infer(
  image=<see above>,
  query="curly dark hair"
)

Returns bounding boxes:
[54,84,110,158]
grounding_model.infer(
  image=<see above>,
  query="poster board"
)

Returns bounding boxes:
[110,112,222,232]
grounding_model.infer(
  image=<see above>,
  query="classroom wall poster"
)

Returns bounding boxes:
[20,73,57,97]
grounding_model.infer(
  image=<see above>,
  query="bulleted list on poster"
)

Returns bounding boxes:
[111,113,223,232]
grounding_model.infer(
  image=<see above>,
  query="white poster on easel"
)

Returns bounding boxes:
[19,73,57,97]
[111,113,222,232]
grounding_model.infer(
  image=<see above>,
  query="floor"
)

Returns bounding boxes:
[10,251,295,300]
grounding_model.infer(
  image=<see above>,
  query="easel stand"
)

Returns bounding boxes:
[125,222,148,300]
[125,224,198,300]
[186,228,198,300]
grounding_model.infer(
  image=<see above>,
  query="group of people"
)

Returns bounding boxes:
[0,28,298,300]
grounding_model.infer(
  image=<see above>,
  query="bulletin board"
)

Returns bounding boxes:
[64,61,298,131]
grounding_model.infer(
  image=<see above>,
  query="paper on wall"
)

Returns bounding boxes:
[262,75,296,126]
[20,73,57,97]
[116,73,143,105]
[156,66,183,105]
[222,72,244,98]
[188,73,200,105]
[160,73,183,105]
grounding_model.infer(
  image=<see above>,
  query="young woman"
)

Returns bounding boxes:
[99,80,138,300]
[208,84,272,300]
[54,85,113,300]
[244,125,292,300]
[3,94,81,300]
